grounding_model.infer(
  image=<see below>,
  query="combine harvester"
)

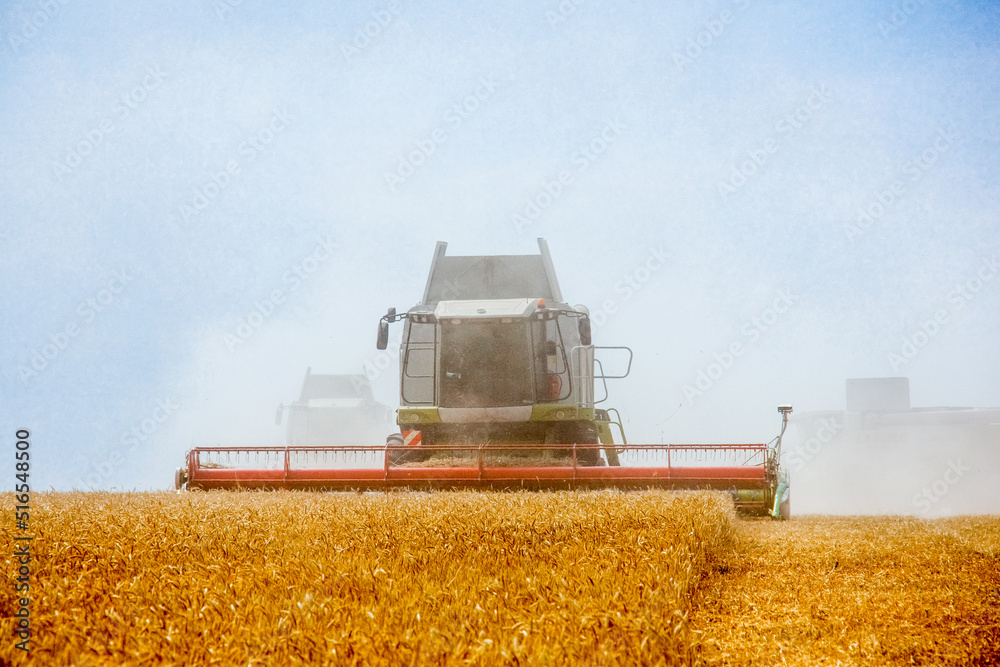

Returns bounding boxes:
[275,369,395,447]
[176,239,791,519]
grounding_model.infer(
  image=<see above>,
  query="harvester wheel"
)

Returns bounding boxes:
[579,425,604,466]
[604,447,621,467]
[386,433,417,466]
[778,493,791,521]
[551,423,602,466]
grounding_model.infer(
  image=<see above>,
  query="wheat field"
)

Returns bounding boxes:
[1,491,997,666]
[1,490,732,665]
[691,515,1000,666]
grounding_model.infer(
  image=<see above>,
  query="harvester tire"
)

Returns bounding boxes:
[604,447,621,467]
[386,433,419,466]
[551,423,602,466]
[578,425,604,466]
[778,494,791,521]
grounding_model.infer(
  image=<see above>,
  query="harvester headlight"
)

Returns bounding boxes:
[555,410,565,419]
[410,413,420,422]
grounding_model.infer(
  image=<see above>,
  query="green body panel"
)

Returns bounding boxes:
[529,405,595,423]
[396,406,442,425]
[397,404,600,428]
[595,420,614,445]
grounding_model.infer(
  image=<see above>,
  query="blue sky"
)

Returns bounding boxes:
[2,1,998,491]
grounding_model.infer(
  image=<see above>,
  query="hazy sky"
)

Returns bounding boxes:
[2,1,998,492]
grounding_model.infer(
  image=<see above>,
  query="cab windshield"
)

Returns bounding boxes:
[439,321,533,407]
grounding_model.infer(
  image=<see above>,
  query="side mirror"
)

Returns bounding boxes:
[377,320,389,350]
[578,316,592,346]
[378,307,397,350]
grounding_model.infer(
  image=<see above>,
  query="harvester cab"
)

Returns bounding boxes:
[377,238,628,467]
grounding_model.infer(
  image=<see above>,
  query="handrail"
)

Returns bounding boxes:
[594,358,610,404]
[592,346,633,379]
[182,442,775,494]
[606,407,628,445]
[188,442,769,454]
[569,344,594,409]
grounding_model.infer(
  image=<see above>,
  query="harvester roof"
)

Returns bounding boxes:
[433,298,539,319]
[297,371,373,402]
